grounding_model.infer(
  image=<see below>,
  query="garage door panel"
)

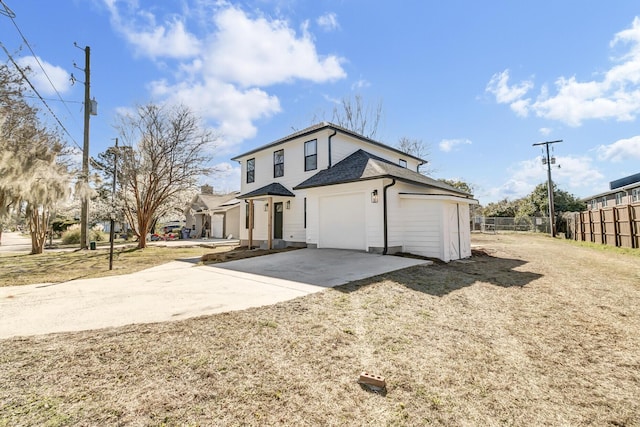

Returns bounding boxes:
[319,193,365,250]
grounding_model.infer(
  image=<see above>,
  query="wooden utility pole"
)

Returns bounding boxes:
[532,139,562,237]
[78,44,91,249]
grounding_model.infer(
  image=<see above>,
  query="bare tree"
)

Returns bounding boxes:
[396,136,433,175]
[331,94,383,139]
[115,103,218,248]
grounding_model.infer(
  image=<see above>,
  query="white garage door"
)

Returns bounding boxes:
[319,193,366,250]
[212,215,224,238]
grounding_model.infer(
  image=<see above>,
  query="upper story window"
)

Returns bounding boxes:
[615,192,625,205]
[632,188,640,203]
[274,149,284,178]
[601,196,607,207]
[246,158,255,183]
[590,199,597,210]
[304,139,317,171]
[399,159,407,168]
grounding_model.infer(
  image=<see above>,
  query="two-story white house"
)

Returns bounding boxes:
[231,122,476,262]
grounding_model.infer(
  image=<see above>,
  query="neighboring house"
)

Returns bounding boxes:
[231,122,476,262]
[583,172,640,210]
[185,185,240,239]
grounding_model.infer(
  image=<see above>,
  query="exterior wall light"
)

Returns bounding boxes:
[371,189,379,203]
[264,203,269,211]
[286,200,291,209]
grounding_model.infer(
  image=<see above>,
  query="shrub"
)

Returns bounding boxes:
[61,229,107,245]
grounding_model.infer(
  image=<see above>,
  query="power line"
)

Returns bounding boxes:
[0,41,81,150]
[2,0,79,128]
[0,0,15,18]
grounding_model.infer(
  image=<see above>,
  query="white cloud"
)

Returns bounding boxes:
[317,12,339,31]
[485,69,533,116]
[597,135,640,161]
[439,138,472,152]
[484,155,603,203]
[104,2,201,59]
[351,79,371,90]
[149,78,281,150]
[16,56,72,96]
[104,2,346,154]
[487,17,640,126]
[208,162,241,193]
[204,7,346,87]
[539,127,552,136]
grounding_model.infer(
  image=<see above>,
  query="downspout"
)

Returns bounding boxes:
[383,179,396,255]
[327,128,337,169]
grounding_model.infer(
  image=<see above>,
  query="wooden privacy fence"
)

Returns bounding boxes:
[568,203,640,248]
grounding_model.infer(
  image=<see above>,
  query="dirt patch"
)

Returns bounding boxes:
[1,233,639,426]
[201,246,300,263]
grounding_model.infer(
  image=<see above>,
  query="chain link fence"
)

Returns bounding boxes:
[472,216,551,234]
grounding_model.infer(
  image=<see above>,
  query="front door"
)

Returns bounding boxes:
[274,202,283,239]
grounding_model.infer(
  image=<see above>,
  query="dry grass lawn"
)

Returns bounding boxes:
[0,245,234,287]
[1,233,639,426]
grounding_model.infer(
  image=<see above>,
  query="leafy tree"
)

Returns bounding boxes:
[520,183,585,217]
[438,179,474,195]
[113,103,218,248]
[482,198,519,217]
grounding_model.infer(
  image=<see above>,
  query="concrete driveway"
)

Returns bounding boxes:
[0,249,428,339]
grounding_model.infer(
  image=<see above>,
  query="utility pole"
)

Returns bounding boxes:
[109,138,118,270]
[532,139,562,237]
[76,43,92,250]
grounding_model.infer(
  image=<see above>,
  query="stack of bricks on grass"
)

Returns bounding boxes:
[358,372,386,388]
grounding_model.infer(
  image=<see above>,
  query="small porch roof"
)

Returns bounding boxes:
[238,182,295,199]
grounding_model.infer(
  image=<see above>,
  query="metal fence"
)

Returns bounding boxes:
[472,216,551,234]
[566,203,640,249]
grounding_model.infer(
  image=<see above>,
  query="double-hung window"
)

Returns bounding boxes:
[399,159,407,168]
[615,192,624,205]
[274,149,284,177]
[632,188,640,203]
[304,139,317,171]
[246,158,255,183]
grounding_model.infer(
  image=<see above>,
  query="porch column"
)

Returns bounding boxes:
[267,196,273,249]
[248,200,254,248]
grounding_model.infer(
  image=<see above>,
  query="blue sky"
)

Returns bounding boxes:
[2,0,640,204]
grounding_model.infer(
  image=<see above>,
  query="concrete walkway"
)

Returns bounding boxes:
[0,249,428,339]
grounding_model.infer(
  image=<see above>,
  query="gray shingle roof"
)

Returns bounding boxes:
[238,182,296,199]
[294,149,472,196]
[190,192,240,211]
[230,122,426,164]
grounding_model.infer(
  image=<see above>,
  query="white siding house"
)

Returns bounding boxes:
[231,122,476,262]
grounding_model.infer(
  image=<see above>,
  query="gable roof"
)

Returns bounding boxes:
[238,182,296,199]
[293,149,472,197]
[190,192,240,212]
[230,122,426,164]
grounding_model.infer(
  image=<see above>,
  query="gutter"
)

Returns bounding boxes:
[327,128,337,168]
[383,178,396,255]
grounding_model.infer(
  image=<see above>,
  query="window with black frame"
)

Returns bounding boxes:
[304,139,317,171]
[246,158,255,183]
[274,149,284,177]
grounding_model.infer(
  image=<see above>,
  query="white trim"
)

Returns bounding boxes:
[399,193,478,204]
